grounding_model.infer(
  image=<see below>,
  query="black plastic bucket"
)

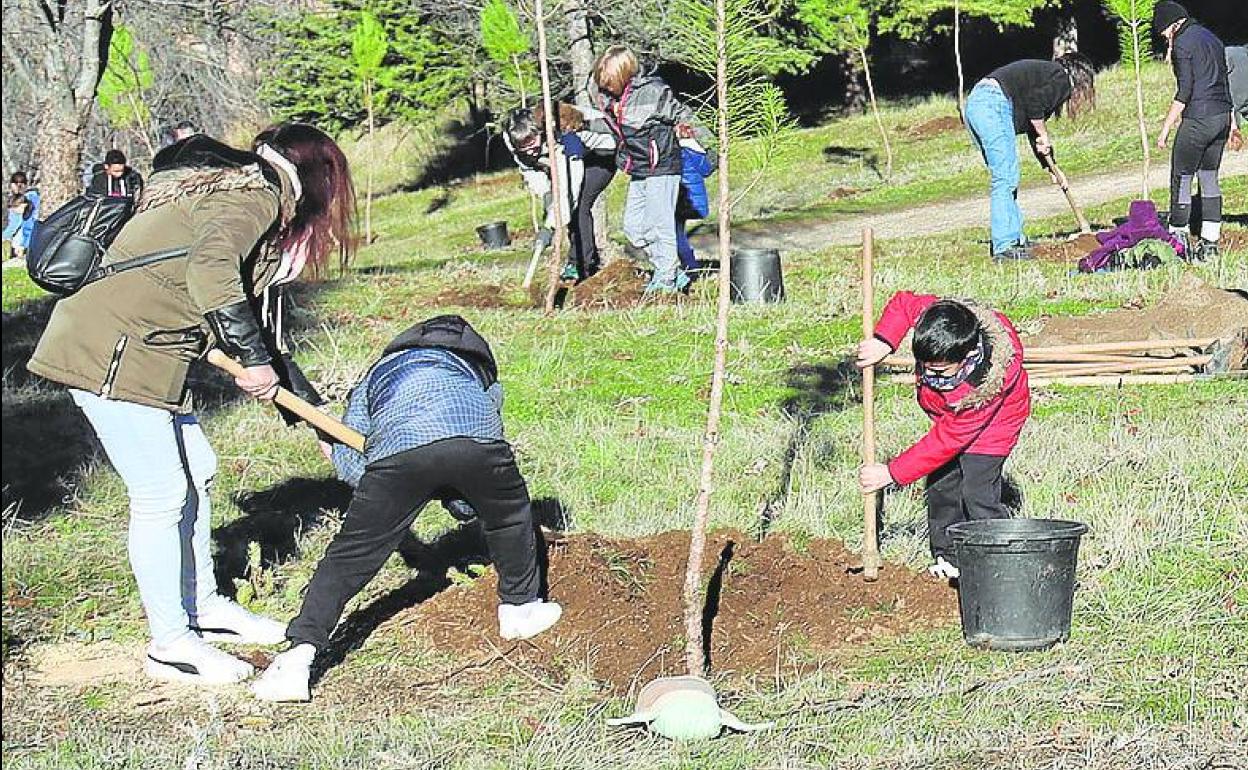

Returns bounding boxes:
[730,248,784,304]
[476,221,511,250]
[948,518,1089,652]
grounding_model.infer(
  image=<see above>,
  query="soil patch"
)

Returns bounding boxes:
[433,283,522,310]
[1032,233,1100,262]
[902,115,962,139]
[568,260,648,310]
[20,642,142,687]
[391,529,956,693]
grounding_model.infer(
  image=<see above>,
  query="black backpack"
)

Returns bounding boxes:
[26,193,186,296]
[382,315,499,389]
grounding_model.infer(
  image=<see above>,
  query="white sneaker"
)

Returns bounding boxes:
[191,597,287,645]
[928,556,961,580]
[498,600,563,640]
[251,644,315,703]
[145,636,254,685]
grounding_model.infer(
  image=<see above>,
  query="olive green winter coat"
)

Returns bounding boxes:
[28,167,297,412]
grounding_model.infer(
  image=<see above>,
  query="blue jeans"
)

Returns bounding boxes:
[71,390,222,645]
[675,219,698,270]
[965,81,1024,255]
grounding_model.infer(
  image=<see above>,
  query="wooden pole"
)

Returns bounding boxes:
[861,227,881,583]
[1041,155,1091,234]
[534,0,567,314]
[1025,338,1216,356]
[1031,373,1196,387]
[1024,356,1210,378]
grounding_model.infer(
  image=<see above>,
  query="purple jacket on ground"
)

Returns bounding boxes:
[1078,200,1185,272]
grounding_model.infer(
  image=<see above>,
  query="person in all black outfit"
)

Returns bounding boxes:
[963,54,1096,261]
[1154,2,1233,260]
[86,149,145,199]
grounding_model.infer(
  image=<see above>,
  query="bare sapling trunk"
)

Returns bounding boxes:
[124,93,157,160]
[1131,23,1151,198]
[859,47,893,180]
[514,54,529,106]
[682,0,732,678]
[364,79,376,244]
[534,0,567,313]
[954,0,965,119]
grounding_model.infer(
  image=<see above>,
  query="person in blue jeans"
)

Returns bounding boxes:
[676,138,715,274]
[964,54,1096,260]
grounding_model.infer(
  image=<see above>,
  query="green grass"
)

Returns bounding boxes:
[3,67,1247,768]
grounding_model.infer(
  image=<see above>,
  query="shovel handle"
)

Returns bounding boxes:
[1042,155,1092,234]
[206,349,366,452]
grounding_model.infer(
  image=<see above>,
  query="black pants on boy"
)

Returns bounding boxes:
[568,155,616,278]
[1169,113,1230,233]
[287,438,540,650]
[925,453,1010,565]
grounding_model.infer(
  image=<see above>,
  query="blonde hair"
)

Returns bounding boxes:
[594,46,639,96]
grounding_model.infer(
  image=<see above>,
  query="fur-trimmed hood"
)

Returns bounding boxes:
[950,302,1018,411]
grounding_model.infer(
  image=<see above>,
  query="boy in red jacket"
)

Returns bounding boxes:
[856,293,1031,579]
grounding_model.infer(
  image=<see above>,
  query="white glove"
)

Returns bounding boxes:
[928,556,960,580]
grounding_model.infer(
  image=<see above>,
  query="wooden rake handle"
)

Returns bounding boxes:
[861,227,881,582]
[206,349,366,452]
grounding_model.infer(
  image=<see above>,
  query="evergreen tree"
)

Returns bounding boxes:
[1104,0,1156,197]
[479,0,536,107]
[98,25,156,159]
[353,11,388,243]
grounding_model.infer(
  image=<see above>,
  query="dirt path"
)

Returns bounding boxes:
[692,153,1248,253]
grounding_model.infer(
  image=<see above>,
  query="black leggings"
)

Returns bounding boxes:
[286,439,540,650]
[568,155,616,277]
[925,453,1011,565]
[1169,113,1230,230]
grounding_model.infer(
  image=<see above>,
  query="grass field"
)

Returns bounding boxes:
[3,63,1247,769]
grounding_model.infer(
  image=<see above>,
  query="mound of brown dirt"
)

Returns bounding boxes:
[433,284,520,309]
[902,115,962,139]
[1033,233,1100,262]
[391,530,956,692]
[568,260,648,309]
[1027,275,1248,350]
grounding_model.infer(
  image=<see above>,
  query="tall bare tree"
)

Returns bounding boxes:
[3,0,114,207]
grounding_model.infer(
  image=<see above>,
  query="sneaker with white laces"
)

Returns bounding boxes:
[498,599,563,640]
[191,597,287,645]
[145,636,254,685]
[927,556,961,580]
[251,643,315,703]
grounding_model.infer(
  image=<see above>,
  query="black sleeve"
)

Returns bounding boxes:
[1174,42,1194,104]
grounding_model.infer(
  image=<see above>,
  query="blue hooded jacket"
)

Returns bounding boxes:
[679,145,714,219]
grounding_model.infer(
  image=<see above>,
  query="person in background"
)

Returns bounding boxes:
[169,120,200,145]
[856,293,1030,579]
[28,125,356,686]
[251,315,561,703]
[87,149,145,199]
[963,53,1097,261]
[675,137,715,276]
[1229,45,1247,152]
[1154,2,1232,260]
[4,194,32,263]
[9,171,40,251]
[595,45,710,293]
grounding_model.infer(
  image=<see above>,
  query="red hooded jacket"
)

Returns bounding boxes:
[873,292,1031,487]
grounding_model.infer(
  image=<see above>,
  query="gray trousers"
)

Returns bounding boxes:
[622,174,680,282]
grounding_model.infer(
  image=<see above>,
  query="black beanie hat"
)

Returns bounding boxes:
[1153,2,1188,34]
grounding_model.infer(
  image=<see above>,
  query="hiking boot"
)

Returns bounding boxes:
[644,270,692,295]
[498,600,563,640]
[993,245,1033,262]
[251,643,315,702]
[560,262,580,282]
[1195,239,1220,261]
[190,597,287,645]
[145,635,254,685]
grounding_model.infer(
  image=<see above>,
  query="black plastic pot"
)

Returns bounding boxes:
[948,518,1089,652]
[729,248,784,304]
[476,221,511,250]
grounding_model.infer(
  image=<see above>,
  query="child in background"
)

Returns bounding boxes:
[594,45,710,293]
[856,293,1031,579]
[676,137,715,275]
[4,193,31,263]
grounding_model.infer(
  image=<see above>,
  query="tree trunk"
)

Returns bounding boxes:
[954,0,965,119]
[364,79,375,244]
[39,109,89,209]
[859,47,893,180]
[1052,12,1078,58]
[535,0,567,313]
[514,54,529,107]
[564,0,595,108]
[840,51,866,113]
[1131,23,1150,198]
[682,0,732,678]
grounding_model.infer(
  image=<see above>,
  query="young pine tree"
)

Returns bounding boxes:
[1104,0,1156,197]
[480,0,535,107]
[352,11,388,243]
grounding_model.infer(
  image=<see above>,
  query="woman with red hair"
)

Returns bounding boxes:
[29,124,356,686]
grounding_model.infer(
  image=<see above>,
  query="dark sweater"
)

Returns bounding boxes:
[1171,21,1231,118]
[988,60,1072,135]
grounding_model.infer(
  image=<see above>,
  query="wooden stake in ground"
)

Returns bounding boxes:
[682,0,732,678]
[532,0,567,314]
[860,227,881,582]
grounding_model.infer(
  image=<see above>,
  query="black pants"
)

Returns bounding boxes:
[568,156,616,277]
[925,453,1010,565]
[287,438,539,650]
[1169,113,1230,230]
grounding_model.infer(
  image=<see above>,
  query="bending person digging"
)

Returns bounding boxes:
[856,294,1031,579]
[253,315,561,703]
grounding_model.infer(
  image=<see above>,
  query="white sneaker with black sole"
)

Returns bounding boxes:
[190,598,287,645]
[145,636,254,685]
[251,643,315,702]
[498,599,563,640]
